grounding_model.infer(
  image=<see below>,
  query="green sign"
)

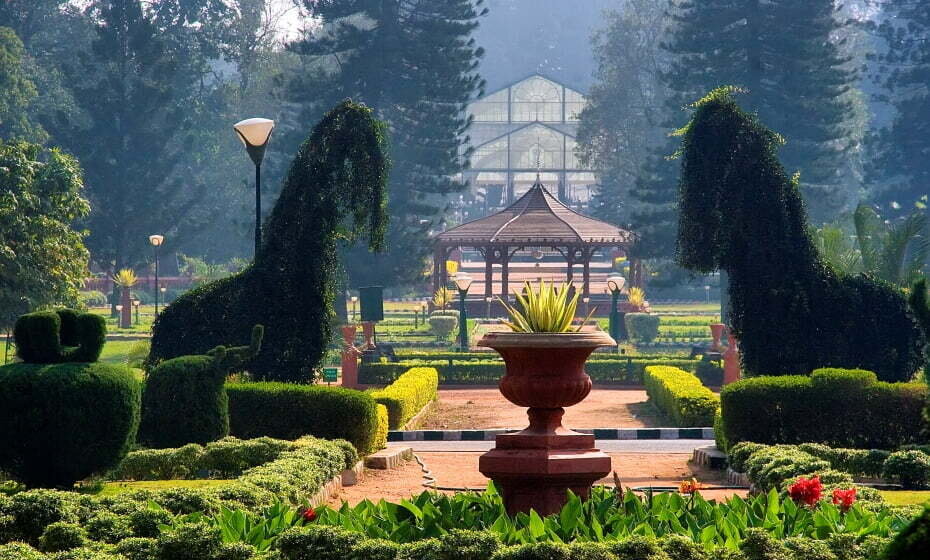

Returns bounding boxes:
[323,367,338,383]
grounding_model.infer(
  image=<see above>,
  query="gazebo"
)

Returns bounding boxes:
[432,177,640,306]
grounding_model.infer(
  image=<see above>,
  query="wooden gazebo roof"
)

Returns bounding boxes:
[436,178,635,247]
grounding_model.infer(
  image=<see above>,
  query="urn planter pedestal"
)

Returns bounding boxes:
[477,331,615,515]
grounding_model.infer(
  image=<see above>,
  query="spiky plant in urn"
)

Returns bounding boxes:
[478,281,614,515]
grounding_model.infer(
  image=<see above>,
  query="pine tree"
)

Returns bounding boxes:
[868,0,930,215]
[662,0,859,222]
[284,0,486,287]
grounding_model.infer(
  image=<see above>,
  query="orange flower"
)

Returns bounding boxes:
[678,478,703,494]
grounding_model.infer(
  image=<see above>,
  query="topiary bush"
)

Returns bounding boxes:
[882,450,930,490]
[139,326,263,449]
[428,315,457,339]
[624,313,660,344]
[675,87,925,382]
[148,102,390,382]
[643,365,719,427]
[883,505,930,559]
[13,309,106,364]
[0,362,141,488]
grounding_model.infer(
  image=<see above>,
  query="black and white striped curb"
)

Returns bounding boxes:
[388,427,714,442]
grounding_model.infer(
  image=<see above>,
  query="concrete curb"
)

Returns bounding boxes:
[387,427,714,442]
[307,460,365,507]
[366,446,414,469]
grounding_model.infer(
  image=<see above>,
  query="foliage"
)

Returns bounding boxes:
[428,316,457,340]
[178,255,236,287]
[432,287,454,310]
[883,506,930,560]
[111,269,138,288]
[125,340,150,369]
[226,382,382,455]
[813,225,861,274]
[358,358,704,386]
[13,309,106,363]
[500,281,591,333]
[627,287,646,310]
[0,27,46,143]
[675,88,925,381]
[883,451,930,491]
[719,368,927,449]
[0,140,89,330]
[160,500,308,552]
[79,290,108,307]
[370,367,439,429]
[140,325,263,448]
[624,313,660,344]
[907,279,930,386]
[853,204,928,288]
[285,0,485,288]
[0,361,140,487]
[643,366,719,427]
[306,485,906,549]
[149,101,389,382]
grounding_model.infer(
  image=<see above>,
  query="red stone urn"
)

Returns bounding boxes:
[709,323,726,353]
[477,330,616,515]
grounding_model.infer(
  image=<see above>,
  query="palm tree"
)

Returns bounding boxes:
[853,204,929,288]
[814,225,862,273]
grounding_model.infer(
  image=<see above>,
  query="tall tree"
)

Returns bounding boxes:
[0,140,90,331]
[284,0,486,287]
[662,0,860,222]
[0,27,47,143]
[867,0,930,215]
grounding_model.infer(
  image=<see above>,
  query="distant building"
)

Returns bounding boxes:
[458,74,597,219]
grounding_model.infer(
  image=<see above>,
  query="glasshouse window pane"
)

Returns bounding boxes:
[469,90,509,122]
[565,89,587,122]
[511,76,562,122]
[471,138,508,169]
[510,125,564,168]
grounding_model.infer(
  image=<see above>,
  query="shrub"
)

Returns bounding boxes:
[694,359,723,386]
[39,522,86,552]
[643,366,719,427]
[125,340,150,369]
[718,369,927,448]
[428,316,457,339]
[796,443,890,479]
[883,506,930,560]
[374,405,388,453]
[13,309,106,364]
[882,450,930,490]
[227,383,381,454]
[0,362,141,487]
[742,445,837,491]
[430,309,460,319]
[624,313,660,343]
[370,367,439,429]
[79,290,108,307]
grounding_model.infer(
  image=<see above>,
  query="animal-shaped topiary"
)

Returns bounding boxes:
[909,279,930,382]
[148,101,389,382]
[13,308,106,363]
[140,325,263,449]
[675,87,925,381]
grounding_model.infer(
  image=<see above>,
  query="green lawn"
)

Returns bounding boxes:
[878,490,930,506]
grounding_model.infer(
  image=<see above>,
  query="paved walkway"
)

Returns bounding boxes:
[388,439,714,453]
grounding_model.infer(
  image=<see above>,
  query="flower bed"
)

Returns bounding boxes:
[370,367,439,429]
[358,358,703,385]
[643,365,719,427]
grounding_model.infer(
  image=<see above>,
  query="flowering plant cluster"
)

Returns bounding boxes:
[787,476,822,507]
[832,488,856,513]
[678,478,704,494]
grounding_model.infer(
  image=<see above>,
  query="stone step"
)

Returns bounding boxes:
[365,446,414,469]
[691,445,728,470]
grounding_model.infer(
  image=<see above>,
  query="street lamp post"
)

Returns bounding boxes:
[704,285,711,303]
[485,296,492,319]
[233,118,275,260]
[454,272,473,351]
[133,299,141,325]
[350,295,358,322]
[582,296,590,322]
[606,274,627,346]
[115,304,123,328]
[149,235,164,315]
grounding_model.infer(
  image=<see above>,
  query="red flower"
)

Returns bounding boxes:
[787,476,822,507]
[300,507,317,522]
[832,488,856,513]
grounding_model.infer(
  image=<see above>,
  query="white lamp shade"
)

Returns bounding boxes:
[149,234,164,247]
[115,305,123,311]
[454,272,473,292]
[606,275,626,293]
[234,118,275,147]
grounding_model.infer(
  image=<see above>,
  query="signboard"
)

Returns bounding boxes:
[359,286,384,322]
[323,367,338,383]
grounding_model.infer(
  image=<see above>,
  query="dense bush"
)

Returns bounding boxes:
[227,383,382,454]
[882,450,930,490]
[428,315,456,339]
[624,313,660,343]
[370,367,439,429]
[13,309,106,363]
[719,368,927,448]
[0,362,141,487]
[674,88,925,382]
[694,359,723,386]
[78,290,108,307]
[148,102,390,383]
[140,326,263,449]
[643,366,719,427]
[884,505,930,560]
[796,443,890,478]
[359,358,703,385]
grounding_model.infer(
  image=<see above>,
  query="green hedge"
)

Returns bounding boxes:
[0,362,141,488]
[719,368,927,449]
[13,309,106,364]
[643,366,719,427]
[370,367,439,429]
[885,506,930,560]
[359,358,702,385]
[227,383,382,454]
[624,313,660,343]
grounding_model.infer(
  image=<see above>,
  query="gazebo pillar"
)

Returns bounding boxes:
[484,246,494,298]
[582,251,591,297]
[433,245,450,293]
[500,248,510,300]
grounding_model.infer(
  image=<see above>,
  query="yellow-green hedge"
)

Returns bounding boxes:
[371,367,439,429]
[373,404,389,451]
[644,365,719,427]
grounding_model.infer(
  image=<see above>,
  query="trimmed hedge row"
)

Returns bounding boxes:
[0,437,354,556]
[643,366,719,427]
[719,368,927,449]
[370,367,439,429]
[359,358,703,385]
[226,383,385,455]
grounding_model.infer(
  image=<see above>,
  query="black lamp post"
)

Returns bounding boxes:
[233,118,275,260]
[133,299,141,325]
[607,274,627,346]
[149,234,164,315]
[454,272,473,351]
